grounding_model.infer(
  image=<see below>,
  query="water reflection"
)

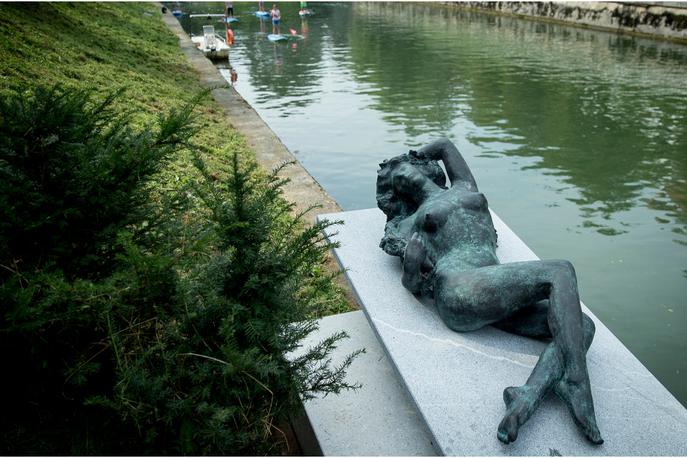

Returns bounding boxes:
[180,2,687,407]
[347,3,687,242]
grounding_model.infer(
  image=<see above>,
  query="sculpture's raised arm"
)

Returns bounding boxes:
[414,137,478,192]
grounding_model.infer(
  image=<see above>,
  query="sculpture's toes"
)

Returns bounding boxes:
[555,378,604,445]
[497,414,519,444]
[498,386,532,444]
[586,425,604,445]
[580,415,604,445]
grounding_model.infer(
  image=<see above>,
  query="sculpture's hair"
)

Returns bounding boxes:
[376,152,448,257]
[376,151,447,221]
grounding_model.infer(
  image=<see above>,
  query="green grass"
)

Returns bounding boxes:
[0,2,248,180]
[0,2,352,319]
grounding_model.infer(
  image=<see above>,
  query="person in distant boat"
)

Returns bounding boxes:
[270,4,281,34]
[226,1,234,17]
[299,1,308,16]
[258,0,265,12]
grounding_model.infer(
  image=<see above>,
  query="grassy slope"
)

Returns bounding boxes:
[0,2,248,177]
[0,2,351,317]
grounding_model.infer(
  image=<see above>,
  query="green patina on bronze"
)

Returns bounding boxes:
[376,138,604,445]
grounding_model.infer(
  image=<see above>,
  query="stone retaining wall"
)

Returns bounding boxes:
[446,2,687,43]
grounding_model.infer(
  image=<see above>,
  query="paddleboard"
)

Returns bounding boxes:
[189,13,227,18]
[267,34,287,42]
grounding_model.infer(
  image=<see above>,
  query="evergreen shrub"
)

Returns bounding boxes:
[0,84,198,453]
[0,85,360,454]
[0,84,197,278]
[102,153,362,454]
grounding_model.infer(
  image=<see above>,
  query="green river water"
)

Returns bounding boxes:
[180,2,687,406]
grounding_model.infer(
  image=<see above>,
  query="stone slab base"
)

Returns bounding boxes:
[291,311,437,456]
[318,208,687,456]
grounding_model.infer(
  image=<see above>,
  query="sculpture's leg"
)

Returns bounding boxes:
[496,311,596,444]
[433,260,602,444]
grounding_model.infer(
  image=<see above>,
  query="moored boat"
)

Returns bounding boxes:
[191,25,230,60]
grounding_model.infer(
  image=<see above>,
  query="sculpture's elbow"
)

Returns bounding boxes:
[434,137,455,150]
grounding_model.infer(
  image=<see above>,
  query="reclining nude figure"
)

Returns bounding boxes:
[376,138,603,445]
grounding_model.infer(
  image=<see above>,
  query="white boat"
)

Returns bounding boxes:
[191,25,230,60]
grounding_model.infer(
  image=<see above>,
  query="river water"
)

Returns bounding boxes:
[180,2,687,406]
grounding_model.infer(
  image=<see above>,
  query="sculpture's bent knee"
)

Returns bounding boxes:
[546,259,577,280]
[582,313,596,348]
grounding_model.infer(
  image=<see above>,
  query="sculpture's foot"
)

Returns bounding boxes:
[497,386,536,444]
[554,376,604,445]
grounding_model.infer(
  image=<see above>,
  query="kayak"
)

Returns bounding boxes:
[255,10,270,17]
[221,17,239,23]
[267,34,287,42]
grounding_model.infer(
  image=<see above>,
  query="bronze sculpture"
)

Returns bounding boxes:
[376,138,603,445]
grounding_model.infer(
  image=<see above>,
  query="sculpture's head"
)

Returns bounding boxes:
[376,152,446,221]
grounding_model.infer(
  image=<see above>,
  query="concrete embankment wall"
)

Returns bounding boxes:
[446,2,687,43]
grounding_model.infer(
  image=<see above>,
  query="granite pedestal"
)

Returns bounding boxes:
[291,311,437,456]
[317,207,687,456]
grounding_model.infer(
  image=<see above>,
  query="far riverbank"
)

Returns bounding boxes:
[446,1,687,44]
